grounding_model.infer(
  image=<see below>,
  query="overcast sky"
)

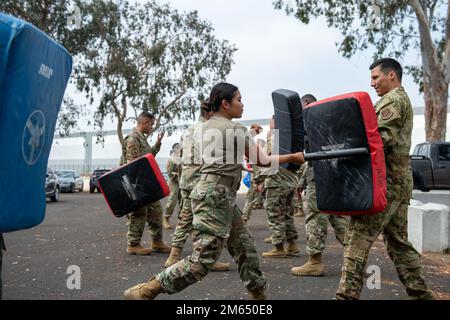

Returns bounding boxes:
[153,0,426,122]
[70,0,431,131]
[51,0,446,160]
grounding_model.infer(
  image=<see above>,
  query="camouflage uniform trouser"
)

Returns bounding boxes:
[263,186,298,245]
[294,192,303,212]
[171,188,194,248]
[165,179,180,218]
[127,201,163,246]
[242,184,263,221]
[305,180,348,256]
[156,181,266,294]
[336,199,433,300]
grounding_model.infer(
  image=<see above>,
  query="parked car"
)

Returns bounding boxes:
[46,168,60,202]
[55,170,84,193]
[90,169,111,193]
[411,142,450,191]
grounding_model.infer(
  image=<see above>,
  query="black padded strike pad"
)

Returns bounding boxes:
[271,89,304,171]
[99,155,169,217]
[303,98,372,211]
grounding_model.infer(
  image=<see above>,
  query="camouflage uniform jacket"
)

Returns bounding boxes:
[179,115,208,190]
[166,156,181,183]
[375,86,413,201]
[120,128,161,165]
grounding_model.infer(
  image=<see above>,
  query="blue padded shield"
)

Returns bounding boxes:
[0,14,72,232]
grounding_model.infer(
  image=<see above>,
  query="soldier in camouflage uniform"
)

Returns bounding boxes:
[242,139,266,221]
[163,143,181,229]
[257,116,300,258]
[121,112,171,255]
[242,162,264,223]
[164,101,230,272]
[124,82,304,300]
[293,164,306,217]
[292,94,348,276]
[336,58,433,299]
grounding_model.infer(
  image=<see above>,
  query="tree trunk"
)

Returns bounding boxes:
[117,119,124,148]
[410,0,448,142]
[424,80,448,141]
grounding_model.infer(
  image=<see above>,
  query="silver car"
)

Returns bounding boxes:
[54,170,84,193]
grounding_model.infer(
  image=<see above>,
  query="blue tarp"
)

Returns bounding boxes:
[0,13,72,232]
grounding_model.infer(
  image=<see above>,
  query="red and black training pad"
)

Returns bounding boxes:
[303,92,386,215]
[271,89,304,171]
[98,154,170,217]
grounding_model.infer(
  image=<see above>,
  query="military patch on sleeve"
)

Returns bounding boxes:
[381,109,394,120]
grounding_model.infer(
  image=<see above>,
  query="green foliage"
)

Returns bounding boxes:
[1,0,236,142]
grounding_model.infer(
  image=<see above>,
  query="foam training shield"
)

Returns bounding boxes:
[303,92,386,215]
[271,89,304,171]
[0,14,72,233]
[98,154,170,217]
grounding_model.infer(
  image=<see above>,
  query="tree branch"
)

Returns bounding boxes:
[152,90,186,132]
[409,0,440,71]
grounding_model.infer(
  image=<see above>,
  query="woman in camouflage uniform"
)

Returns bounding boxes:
[124,82,305,300]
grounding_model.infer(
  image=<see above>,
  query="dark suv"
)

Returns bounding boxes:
[46,168,60,202]
[89,169,110,193]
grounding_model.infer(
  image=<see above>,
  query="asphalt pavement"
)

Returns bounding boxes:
[2,192,449,300]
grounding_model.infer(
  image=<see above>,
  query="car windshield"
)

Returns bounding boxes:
[56,171,74,178]
[95,170,109,176]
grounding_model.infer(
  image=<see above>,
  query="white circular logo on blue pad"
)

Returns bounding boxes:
[22,110,46,165]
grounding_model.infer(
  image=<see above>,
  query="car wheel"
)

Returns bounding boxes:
[90,186,95,193]
[51,187,59,202]
[70,184,75,193]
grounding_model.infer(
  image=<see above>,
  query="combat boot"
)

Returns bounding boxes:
[291,253,325,276]
[164,246,182,267]
[124,277,163,300]
[262,244,286,258]
[210,262,231,272]
[152,240,171,253]
[248,287,267,300]
[285,242,300,256]
[163,216,172,229]
[126,244,152,255]
[263,236,272,244]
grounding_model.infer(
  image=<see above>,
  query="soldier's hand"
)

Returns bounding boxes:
[292,152,305,165]
[250,124,263,137]
[157,130,165,144]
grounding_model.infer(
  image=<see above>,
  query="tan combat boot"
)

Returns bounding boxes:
[291,253,325,276]
[126,244,152,255]
[263,236,272,244]
[262,244,286,258]
[248,287,267,300]
[210,262,231,272]
[163,216,172,229]
[285,242,300,256]
[124,277,163,300]
[152,240,171,253]
[164,246,183,267]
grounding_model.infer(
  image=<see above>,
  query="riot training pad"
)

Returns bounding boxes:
[98,154,171,217]
[271,89,304,171]
[303,92,386,215]
[0,14,72,232]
